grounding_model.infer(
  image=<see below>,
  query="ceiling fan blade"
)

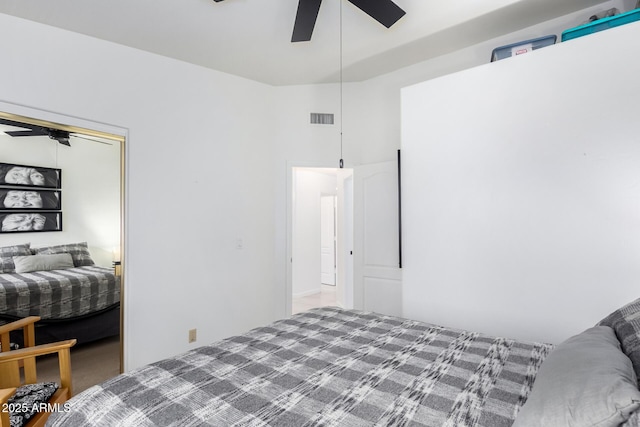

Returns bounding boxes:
[347,0,405,28]
[0,118,49,137]
[5,129,49,137]
[292,0,323,42]
[0,118,31,129]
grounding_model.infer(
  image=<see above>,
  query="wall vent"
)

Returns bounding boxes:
[310,113,334,125]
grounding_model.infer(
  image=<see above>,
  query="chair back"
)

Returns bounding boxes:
[0,317,76,427]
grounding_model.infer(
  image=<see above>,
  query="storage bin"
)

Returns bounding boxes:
[562,8,640,41]
[490,35,557,62]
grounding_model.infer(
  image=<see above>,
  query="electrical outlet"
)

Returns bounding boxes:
[188,328,197,343]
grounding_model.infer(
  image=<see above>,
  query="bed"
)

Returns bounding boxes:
[45,303,640,426]
[0,242,121,346]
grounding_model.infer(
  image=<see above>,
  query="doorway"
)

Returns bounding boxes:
[289,166,353,315]
[0,108,126,392]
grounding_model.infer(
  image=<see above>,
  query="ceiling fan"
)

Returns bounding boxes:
[0,118,111,146]
[213,0,406,42]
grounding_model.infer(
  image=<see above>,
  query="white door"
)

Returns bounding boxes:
[320,195,337,286]
[353,160,402,316]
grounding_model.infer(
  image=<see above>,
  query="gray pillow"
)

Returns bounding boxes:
[513,326,640,427]
[598,298,640,384]
[33,242,94,267]
[0,243,31,273]
[13,253,74,273]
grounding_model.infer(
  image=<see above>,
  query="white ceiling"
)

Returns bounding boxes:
[0,0,611,86]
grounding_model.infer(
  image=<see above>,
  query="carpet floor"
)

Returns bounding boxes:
[35,335,121,395]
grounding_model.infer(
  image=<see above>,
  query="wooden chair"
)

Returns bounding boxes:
[0,316,39,353]
[0,317,76,427]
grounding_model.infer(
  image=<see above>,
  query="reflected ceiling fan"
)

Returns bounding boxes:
[0,118,111,146]
[213,0,406,42]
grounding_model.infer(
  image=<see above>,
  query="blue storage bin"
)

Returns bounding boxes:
[490,35,557,62]
[562,8,640,41]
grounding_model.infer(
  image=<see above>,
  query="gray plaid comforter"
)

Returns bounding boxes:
[47,307,552,427]
[0,266,120,320]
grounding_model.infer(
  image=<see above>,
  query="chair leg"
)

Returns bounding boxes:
[58,348,73,397]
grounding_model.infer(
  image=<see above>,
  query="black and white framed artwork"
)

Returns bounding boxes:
[0,212,62,233]
[0,189,61,210]
[0,162,61,189]
[0,162,63,232]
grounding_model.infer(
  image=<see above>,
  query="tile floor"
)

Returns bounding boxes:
[292,284,337,314]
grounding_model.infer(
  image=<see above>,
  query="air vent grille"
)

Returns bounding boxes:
[310,113,334,125]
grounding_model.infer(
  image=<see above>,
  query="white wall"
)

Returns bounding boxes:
[0,134,120,267]
[401,21,640,344]
[0,13,277,370]
[354,0,629,165]
[292,168,337,297]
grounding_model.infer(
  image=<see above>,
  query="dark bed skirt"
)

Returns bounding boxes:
[3,303,120,347]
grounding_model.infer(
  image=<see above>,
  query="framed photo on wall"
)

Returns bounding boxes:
[0,162,61,189]
[0,189,61,210]
[0,212,62,233]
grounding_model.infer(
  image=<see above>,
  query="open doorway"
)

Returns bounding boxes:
[288,159,402,318]
[290,166,353,315]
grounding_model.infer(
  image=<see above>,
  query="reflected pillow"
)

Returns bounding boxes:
[0,243,31,273]
[598,298,640,384]
[13,253,74,273]
[33,242,94,267]
[513,326,640,427]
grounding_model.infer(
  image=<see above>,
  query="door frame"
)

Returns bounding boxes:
[0,101,128,372]
[286,161,352,316]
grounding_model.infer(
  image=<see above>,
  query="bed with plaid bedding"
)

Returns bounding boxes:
[47,307,552,427]
[0,265,120,321]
